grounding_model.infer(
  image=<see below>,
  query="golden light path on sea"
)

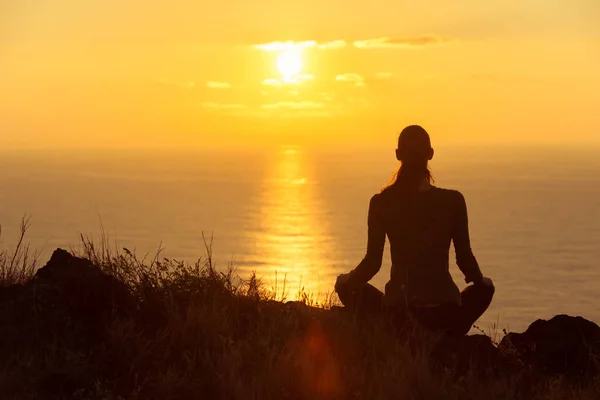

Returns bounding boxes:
[254,146,334,304]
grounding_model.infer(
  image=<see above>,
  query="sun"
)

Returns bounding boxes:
[276,50,303,79]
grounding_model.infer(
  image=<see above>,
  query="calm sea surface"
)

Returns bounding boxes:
[1,145,599,332]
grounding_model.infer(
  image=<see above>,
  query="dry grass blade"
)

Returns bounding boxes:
[0,215,39,286]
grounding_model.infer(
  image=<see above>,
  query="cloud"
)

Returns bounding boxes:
[336,73,365,87]
[375,72,393,79]
[298,73,315,80]
[254,41,317,51]
[317,40,347,50]
[206,81,231,89]
[261,101,326,110]
[353,35,451,49]
[254,36,448,51]
[319,92,335,102]
[283,73,315,84]
[254,40,346,51]
[202,102,247,110]
[264,74,315,85]
[262,78,283,87]
[278,110,332,118]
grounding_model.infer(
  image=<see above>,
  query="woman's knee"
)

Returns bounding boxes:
[475,285,495,310]
[481,284,495,298]
[335,281,354,307]
[466,283,495,299]
[483,284,495,303]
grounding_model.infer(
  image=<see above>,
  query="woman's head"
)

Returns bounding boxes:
[395,125,434,164]
[389,125,434,190]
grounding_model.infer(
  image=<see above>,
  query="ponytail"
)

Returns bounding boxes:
[384,161,433,192]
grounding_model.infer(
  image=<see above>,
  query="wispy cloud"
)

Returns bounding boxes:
[261,101,326,110]
[254,36,448,51]
[262,78,283,87]
[254,41,317,51]
[336,73,365,87]
[354,35,451,49]
[284,73,315,84]
[202,102,247,110]
[254,40,346,51]
[319,92,335,102]
[264,74,315,85]
[206,81,231,89]
[280,110,332,118]
[317,40,347,50]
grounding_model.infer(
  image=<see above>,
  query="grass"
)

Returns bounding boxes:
[0,216,39,286]
[0,222,598,399]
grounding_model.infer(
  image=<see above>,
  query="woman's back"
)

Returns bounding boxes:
[377,185,478,306]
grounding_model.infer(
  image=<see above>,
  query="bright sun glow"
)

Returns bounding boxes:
[276,50,303,78]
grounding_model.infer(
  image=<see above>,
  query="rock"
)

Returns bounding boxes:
[499,315,600,376]
[31,249,133,329]
[0,249,133,356]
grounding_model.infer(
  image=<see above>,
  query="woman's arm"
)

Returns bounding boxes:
[452,191,484,284]
[346,194,386,287]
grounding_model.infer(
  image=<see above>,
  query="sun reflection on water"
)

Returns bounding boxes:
[254,146,333,302]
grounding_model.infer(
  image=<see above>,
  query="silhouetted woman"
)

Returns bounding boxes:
[335,125,494,336]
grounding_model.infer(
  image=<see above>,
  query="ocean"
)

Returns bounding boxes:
[1,144,599,332]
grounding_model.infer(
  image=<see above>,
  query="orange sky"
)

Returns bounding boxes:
[1,1,599,148]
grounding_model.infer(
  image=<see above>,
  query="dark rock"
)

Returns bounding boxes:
[499,314,600,376]
[31,249,133,329]
[0,249,133,356]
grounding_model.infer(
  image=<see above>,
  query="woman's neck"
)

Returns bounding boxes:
[419,179,432,192]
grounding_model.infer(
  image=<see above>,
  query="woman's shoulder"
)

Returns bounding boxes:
[377,185,401,202]
[370,188,393,210]
[430,186,466,202]
[378,185,462,197]
[376,185,466,204]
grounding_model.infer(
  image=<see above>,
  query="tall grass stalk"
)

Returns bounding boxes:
[0,215,39,286]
